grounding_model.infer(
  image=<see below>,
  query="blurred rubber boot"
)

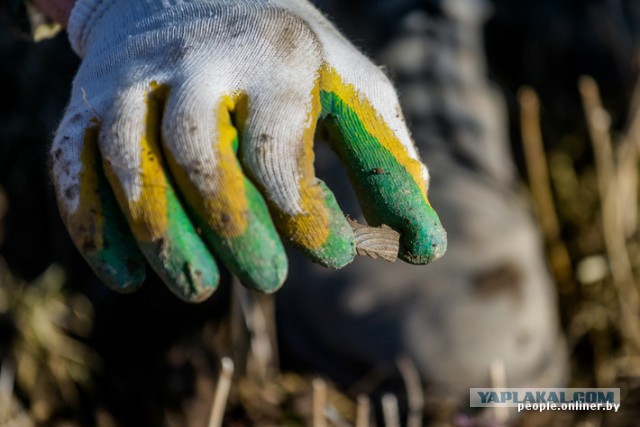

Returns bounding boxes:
[278,0,568,416]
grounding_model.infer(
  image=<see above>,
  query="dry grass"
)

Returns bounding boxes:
[518,77,640,426]
[0,263,97,426]
[2,78,640,426]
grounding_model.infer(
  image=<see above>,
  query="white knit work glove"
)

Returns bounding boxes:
[51,0,447,302]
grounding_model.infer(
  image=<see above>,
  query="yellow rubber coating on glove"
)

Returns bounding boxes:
[158,88,287,292]
[320,65,429,202]
[103,83,171,241]
[62,124,146,291]
[176,95,249,238]
[71,124,105,250]
[319,64,446,264]
[276,81,331,250]
[101,83,220,301]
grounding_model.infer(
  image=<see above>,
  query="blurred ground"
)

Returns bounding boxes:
[2,1,640,426]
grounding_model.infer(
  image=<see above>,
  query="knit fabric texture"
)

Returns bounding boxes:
[51,0,447,301]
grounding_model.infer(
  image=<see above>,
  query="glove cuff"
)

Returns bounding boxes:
[67,0,110,56]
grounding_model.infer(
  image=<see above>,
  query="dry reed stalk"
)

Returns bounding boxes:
[396,356,423,427]
[230,278,250,377]
[381,394,401,427]
[489,359,509,424]
[615,141,638,237]
[249,294,278,379]
[617,75,640,237]
[0,360,15,423]
[312,378,328,427]
[232,280,277,381]
[325,407,352,427]
[518,86,574,292]
[208,357,234,427]
[579,75,640,354]
[355,395,370,427]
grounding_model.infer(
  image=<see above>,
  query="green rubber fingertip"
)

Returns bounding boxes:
[198,180,288,294]
[345,162,447,264]
[300,181,355,269]
[397,206,448,265]
[142,190,219,303]
[320,90,447,264]
[86,250,145,293]
[73,148,146,293]
[84,207,147,292]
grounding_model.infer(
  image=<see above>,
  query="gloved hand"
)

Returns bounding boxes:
[50,0,447,302]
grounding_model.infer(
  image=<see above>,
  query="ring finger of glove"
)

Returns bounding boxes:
[161,81,288,293]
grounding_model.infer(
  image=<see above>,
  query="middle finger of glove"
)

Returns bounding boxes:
[160,80,288,293]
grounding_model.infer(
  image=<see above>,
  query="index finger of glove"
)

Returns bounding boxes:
[320,64,447,264]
